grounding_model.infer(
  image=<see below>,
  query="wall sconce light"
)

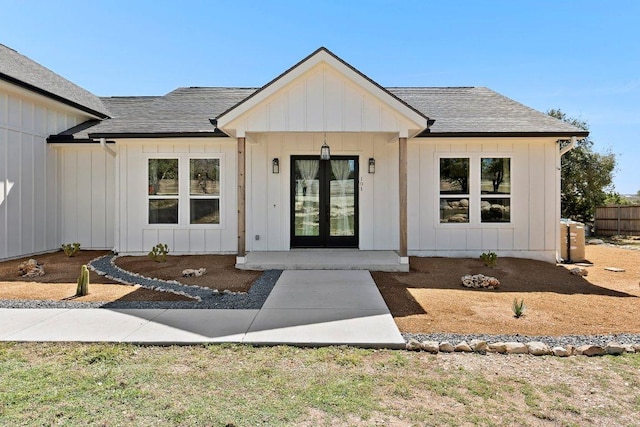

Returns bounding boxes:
[320,133,330,160]
[272,158,279,174]
[368,158,375,174]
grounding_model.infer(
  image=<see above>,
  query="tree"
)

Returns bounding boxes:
[548,109,616,222]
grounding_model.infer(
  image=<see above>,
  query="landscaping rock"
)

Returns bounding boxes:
[605,342,626,355]
[18,259,45,278]
[623,345,636,354]
[406,339,421,351]
[182,268,206,277]
[420,341,440,354]
[527,341,551,356]
[552,346,571,357]
[439,342,455,353]
[570,267,588,276]
[634,344,640,353]
[461,274,500,290]
[469,339,488,352]
[588,239,604,245]
[504,342,529,354]
[576,345,606,357]
[487,342,507,353]
[454,341,472,352]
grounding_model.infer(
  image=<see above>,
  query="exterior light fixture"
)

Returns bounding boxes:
[320,133,330,160]
[368,158,375,174]
[272,158,279,174]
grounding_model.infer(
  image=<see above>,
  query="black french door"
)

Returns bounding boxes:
[290,156,359,248]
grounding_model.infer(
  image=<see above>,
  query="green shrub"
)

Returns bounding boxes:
[148,243,169,262]
[480,252,498,267]
[512,298,526,318]
[61,242,81,257]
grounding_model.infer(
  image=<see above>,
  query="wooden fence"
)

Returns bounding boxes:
[594,205,640,236]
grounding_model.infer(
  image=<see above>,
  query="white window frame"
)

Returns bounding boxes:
[437,154,512,226]
[147,154,224,228]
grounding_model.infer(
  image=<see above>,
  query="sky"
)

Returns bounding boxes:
[2,0,638,194]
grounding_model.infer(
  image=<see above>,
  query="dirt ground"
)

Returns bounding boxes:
[374,244,640,335]
[0,251,259,303]
[0,245,638,336]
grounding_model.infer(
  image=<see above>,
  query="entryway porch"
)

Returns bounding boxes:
[236,249,409,272]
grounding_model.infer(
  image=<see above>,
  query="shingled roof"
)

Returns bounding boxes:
[0,44,109,118]
[62,85,586,140]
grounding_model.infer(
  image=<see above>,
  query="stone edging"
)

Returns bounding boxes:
[406,338,640,357]
[87,255,246,301]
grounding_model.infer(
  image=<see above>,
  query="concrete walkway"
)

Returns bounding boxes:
[0,271,405,348]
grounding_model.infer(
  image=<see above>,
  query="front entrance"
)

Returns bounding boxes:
[290,156,359,248]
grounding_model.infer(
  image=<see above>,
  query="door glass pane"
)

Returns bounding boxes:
[294,160,320,236]
[329,159,355,236]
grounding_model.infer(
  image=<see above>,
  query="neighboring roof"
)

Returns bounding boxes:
[389,87,588,137]
[0,44,109,118]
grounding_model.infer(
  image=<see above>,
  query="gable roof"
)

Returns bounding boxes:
[215,47,430,135]
[0,44,109,118]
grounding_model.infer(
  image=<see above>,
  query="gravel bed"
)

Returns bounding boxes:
[403,332,640,347]
[0,255,281,310]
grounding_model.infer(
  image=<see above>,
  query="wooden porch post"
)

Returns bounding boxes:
[237,136,246,257]
[399,136,408,258]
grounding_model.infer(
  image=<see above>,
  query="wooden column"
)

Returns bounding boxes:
[399,136,408,257]
[237,136,246,257]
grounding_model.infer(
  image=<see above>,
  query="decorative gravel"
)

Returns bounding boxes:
[0,255,281,310]
[403,332,640,347]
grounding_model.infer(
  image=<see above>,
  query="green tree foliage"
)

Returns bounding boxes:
[548,109,616,222]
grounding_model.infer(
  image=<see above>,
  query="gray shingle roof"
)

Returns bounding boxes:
[63,86,587,139]
[388,87,585,135]
[0,44,109,118]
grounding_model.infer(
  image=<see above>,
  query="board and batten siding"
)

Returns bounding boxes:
[0,82,93,260]
[57,146,115,249]
[115,138,237,255]
[246,132,399,252]
[407,137,561,262]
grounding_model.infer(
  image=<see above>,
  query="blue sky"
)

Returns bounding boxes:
[2,0,638,193]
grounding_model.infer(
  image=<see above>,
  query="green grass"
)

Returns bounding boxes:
[1,343,639,426]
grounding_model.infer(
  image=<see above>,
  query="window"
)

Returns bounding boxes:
[148,157,221,225]
[189,159,220,224]
[439,158,469,223]
[148,159,179,224]
[481,158,510,223]
[438,156,511,224]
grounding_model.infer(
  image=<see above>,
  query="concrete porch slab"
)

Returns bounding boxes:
[236,250,409,272]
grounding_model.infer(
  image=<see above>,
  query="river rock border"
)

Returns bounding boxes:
[405,338,640,357]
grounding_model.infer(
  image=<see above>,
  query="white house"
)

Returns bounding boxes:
[0,45,587,268]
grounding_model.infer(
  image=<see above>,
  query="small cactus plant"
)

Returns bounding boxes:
[148,243,169,262]
[61,242,81,257]
[512,298,526,318]
[76,265,90,297]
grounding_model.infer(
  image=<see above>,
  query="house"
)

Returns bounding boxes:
[0,45,587,269]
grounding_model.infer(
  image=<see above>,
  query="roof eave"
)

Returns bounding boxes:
[86,131,229,139]
[416,130,590,138]
[0,72,109,119]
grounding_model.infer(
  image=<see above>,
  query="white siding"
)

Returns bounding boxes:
[408,137,561,262]
[225,64,414,135]
[57,147,115,249]
[115,138,237,255]
[0,83,92,260]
